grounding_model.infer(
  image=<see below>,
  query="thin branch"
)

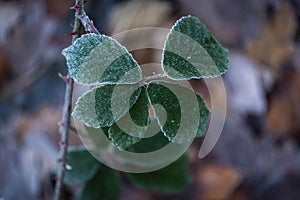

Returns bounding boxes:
[54,0,84,199]
[75,7,100,34]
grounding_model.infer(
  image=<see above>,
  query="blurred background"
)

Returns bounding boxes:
[1,0,300,199]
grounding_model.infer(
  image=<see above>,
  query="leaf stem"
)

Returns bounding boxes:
[54,1,84,199]
[141,73,167,83]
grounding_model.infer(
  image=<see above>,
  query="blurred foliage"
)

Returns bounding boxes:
[1,0,300,200]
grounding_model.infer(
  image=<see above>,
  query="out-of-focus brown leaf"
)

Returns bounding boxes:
[13,106,81,146]
[196,164,241,200]
[265,68,300,138]
[109,0,172,34]
[247,3,296,71]
[108,0,173,76]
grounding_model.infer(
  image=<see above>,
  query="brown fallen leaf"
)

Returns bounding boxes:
[108,0,173,77]
[265,68,300,139]
[247,3,296,71]
[196,164,241,200]
[13,106,81,146]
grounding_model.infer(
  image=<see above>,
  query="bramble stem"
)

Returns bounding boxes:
[76,8,100,34]
[54,0,83,199]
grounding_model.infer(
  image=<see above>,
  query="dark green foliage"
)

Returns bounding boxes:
[125,155,191,193]
[64,148,101,184]
[78,166,121,200]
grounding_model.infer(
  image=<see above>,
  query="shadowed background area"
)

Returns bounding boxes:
[0,0,300,199]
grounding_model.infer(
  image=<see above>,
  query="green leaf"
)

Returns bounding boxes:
[72,84,141,128]
[162,15,229,80]
[147,82,180,140]
[64,147,101,184]
[62,33,142,85]
[128,87,150,127]
[126,154,191,193]
[196,94,210,137]
[126,131,169,153]
[109,127,141,150]
[78,166,121,200]
[147,81,199,143]
[109,87,150,150]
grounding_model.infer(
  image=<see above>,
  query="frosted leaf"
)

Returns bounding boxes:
[162,16,229,80]
[147,81,200,143]
[109,87,150,150]
[72,84,141,128]
[62,33,142,85]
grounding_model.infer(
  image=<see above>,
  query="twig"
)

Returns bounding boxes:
[75,6,100,34]
[54,0,84,199]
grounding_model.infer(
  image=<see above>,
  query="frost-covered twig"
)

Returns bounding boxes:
[54,0,84,199]
[75,5,100,34]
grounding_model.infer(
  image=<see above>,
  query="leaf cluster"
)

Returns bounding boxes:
[62,16,228,149]
[62,16,228,199]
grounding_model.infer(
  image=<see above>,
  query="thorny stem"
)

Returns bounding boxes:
[76,10,100,34]
[54,0,84,199]
[53,1,167,197]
